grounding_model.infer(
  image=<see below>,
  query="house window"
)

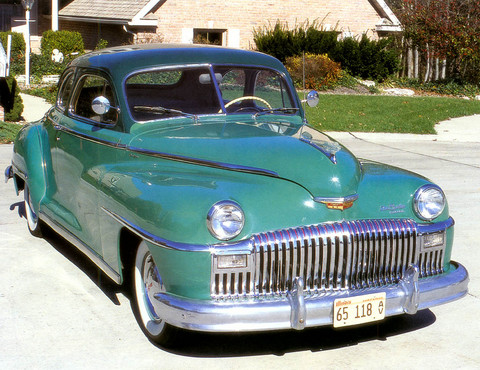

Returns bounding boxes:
[193,29,225,46]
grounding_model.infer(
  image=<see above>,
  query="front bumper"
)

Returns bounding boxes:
[153,261,468,332]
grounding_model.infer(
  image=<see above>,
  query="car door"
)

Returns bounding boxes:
[48,71,122,256]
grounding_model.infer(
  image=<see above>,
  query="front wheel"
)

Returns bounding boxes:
[132,241,175,345]
[24,185,44,237]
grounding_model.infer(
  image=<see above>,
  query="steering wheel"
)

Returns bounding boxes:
[219,96,272,113]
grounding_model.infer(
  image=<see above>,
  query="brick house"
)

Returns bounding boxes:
[1,0,401,51]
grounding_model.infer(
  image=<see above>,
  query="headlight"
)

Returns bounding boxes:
[207,201,245,240]
[413,184,446,221]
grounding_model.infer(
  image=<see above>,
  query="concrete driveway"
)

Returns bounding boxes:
[1,118,479,369]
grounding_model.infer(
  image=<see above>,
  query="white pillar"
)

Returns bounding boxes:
[25,8,31,86]
[52,0,58,31]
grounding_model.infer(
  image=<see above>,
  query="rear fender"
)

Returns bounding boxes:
[13,122,54,214]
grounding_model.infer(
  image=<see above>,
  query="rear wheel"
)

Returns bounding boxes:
[132,240,175,345]
[24,185,44,237]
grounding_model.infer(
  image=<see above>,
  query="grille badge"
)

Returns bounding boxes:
[314,194,359,210]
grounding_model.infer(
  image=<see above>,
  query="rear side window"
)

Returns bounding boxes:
[71,74,118,125]
[56,72,74,111]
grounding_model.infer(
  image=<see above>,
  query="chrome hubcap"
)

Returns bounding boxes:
[142,253,164,321]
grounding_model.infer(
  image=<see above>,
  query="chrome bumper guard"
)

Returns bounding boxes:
[153,261,468,332]
[4,165,13,183]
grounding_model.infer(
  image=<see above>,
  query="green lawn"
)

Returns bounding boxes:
[304,95,480,134]
[0,121,22,144]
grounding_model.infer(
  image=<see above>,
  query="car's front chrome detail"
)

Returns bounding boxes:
[287,277,306,330]
[4,165,13,183]
[152,261,468,332]
[399,264,420,314]
[314,194,359,210]
[211,218,453,300]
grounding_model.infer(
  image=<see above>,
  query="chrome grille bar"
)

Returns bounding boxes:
[212,219,448,299]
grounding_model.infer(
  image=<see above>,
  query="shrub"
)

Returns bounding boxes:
[0,32,26,76]
[254,22,400,81]
[0,77,23,122]
[31,53,73,79]
[95,39,108,50]
[285,53,342,90]
[41,30,84,58]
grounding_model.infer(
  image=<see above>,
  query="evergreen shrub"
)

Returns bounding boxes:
[0,77,23,122]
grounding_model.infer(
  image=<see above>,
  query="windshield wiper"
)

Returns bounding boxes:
[133,105,198,123]
[253,107,299,118]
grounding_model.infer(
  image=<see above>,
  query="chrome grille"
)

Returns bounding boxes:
[211,219,446,299]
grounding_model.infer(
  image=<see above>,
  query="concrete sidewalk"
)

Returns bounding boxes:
[19,93,52,122]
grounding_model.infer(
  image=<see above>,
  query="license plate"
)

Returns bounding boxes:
[333,293,386,328]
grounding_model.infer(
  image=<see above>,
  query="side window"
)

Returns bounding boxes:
[254,70,294,109]
[56,72,74,111]
[72,74,118,125]
[218,69,245,102]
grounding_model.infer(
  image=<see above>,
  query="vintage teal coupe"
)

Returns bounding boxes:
[5,44,468,345]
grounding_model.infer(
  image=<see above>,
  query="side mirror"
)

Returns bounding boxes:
[92,96,113,115]
[305,90,319,108]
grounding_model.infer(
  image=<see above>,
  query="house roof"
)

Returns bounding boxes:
[59,0,159,26]
[369,0,402,32]
[58,0,401,32]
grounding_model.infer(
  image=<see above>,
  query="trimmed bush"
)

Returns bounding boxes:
[41,30,84,58]
[285,53,342,90]
[0,32,26,76]
[31,53,73,79]
[0,77,23,122]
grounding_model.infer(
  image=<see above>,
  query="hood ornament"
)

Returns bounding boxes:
[314,194,359,210]
[299,130,341,164]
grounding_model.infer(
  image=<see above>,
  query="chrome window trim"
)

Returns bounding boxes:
[56,70,75,112]
[68,72,119,129]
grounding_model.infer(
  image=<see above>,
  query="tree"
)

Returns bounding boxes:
[399,0,480,82]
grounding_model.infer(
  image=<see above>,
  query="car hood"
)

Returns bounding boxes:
[127,119,361,198]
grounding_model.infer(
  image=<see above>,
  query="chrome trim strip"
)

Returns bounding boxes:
[52,124,126,149]
[152,261,469,332]
[417,217,454,235]
[127,146,279,177]
[299,137,337,164]
[102,207,254,253]
[313,194,359,204]
[53,124,279,178]
[39,212,121,284]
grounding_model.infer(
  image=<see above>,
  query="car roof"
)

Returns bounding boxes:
[69,44,287,77]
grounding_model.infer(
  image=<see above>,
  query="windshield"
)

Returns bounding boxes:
[125,65,297,122]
